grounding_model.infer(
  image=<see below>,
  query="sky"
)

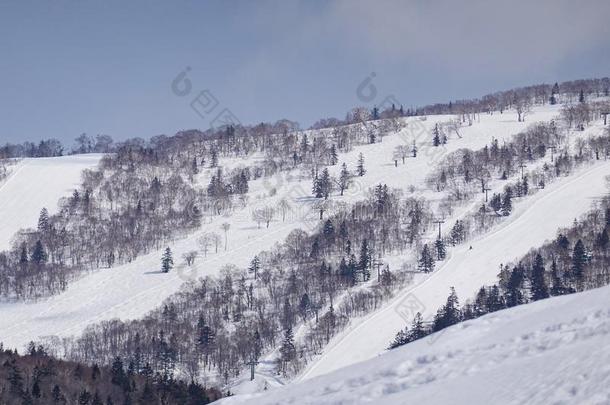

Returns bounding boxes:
[1,0,610,145]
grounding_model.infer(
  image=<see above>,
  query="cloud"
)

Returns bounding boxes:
[322,0,610,75]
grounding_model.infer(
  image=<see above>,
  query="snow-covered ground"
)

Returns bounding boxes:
[0,105,565,350]
[0,154,102,251]
[299,159,610,380]
[220,284,610,405]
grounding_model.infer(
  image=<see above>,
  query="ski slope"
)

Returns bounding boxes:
[0,154,102,251]
[221,283,610,405]
[0,106,562,350]
[299,160,610,380]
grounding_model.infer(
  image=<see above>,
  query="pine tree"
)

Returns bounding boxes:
[418,244,435,273]
[505,265,525,307]
[356,153,366,176]
[248,255,261,280]
[161,247,173,273]
[549,258,569,296]
[433,287,461,331]
[530,254,549,301]
[37,207,49,233]
[450,220,465,245]
[408,312,427,341]
[435,238,446,260]
[197,315,215,365]
[110,357,126,387]
[323,219,335,240]
[571,239,587,288]
[579,89,585,103]
[31,240,47,265]
[320,168,332,199]
[279,327,296,372]
[359,239,371,281]
[31,379,41,398]
[329,144,338,165]
[389,327,409,349]
[52,385,63,402]
[433,124,441,146]
[501,186,513,216]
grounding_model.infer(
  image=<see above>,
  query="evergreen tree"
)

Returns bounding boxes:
[433,287,461,331]
[450,220,465,245]
[530,254,549,301]
[52,385,63,402]
[408,312,427,341]
[571,239,587,288]
[418,244,435,273]
[319,168,332,199]
[356,153,366,176]
[31,379,41,398]
[161,247,173,273]
[323,219,335,240]
[501,186,513,216]
[505,265,525,307]
[433,124,441,146]
[37,207,50,233]
[434,238,446,260]
[389,327,409,349]
[279,327,296,370]
[359,239,371,281]
[248,255,261,280]
[329,144,338,165]
[579,89,585,103]
[549,258,570,296]
[110,357,126,387]
[31,240,47,265]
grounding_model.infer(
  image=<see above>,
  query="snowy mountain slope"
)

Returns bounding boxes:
[299,159,610,381]
[0,106,562,350]
[0,154,102,251]
[220,283,610,405]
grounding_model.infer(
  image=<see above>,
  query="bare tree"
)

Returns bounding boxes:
[221,222,231,251]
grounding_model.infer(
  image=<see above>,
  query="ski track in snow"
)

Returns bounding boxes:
[0,155,103,251]
[220,284,610,405]
[299,159,610,381]
[0,105,590,356]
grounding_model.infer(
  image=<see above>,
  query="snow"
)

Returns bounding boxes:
[220,284,610,405]
[0,154,103,251]
[0,105,574,352]
[299,159,610,381]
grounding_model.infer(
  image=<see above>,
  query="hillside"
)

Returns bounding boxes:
[0,106,561,350]
[220,283,610,405]
[0,155,102,251]
[299,158,610,380]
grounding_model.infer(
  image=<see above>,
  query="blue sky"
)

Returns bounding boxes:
[1,0,609,144]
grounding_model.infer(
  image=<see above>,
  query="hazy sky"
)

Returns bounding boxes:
[1,0,610,144]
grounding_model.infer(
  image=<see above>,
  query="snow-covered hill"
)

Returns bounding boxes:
[0,107,563,350]
[299,159,610,380]
[0,154,102,251]
[221,283,610,405]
